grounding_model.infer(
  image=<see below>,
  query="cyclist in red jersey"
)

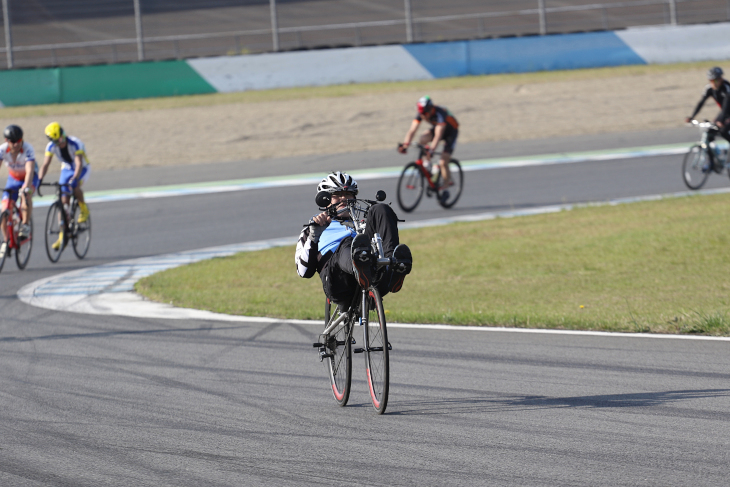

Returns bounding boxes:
[398,95,459,189]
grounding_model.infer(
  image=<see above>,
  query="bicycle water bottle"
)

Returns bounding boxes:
[431,163,440,183]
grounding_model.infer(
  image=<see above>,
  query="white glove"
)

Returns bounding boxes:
[308,222,326,243]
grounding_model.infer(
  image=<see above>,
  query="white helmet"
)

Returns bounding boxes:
[317,171,358,196]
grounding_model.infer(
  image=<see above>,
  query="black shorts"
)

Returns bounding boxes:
[429,127,458,154]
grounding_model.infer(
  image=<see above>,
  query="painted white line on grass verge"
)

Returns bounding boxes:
[18,185,730,341]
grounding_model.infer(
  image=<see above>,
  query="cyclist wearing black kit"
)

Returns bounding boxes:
[686,67,730,143]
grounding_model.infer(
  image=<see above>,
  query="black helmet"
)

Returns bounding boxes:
[3,125,22,143]
[708,67,724,80]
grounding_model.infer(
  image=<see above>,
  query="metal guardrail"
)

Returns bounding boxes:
[0,0,718,70]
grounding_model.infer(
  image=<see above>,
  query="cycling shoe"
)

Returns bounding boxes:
[389,244,412,293]
[351,234,373,288]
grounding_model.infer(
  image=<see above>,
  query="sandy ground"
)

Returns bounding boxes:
[4,67,722,172]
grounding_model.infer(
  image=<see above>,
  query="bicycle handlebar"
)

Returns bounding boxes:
[37,181,62,198]
[688,119,719,130]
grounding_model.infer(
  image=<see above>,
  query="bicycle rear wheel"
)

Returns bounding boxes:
[363,288,389,414]
[682,145,711,190]
[324,298,352,407]
[397,162,425,213]
[15,217,32,270]
[71,200,91,259]
[437,159,464,209]
[44,202,65,263]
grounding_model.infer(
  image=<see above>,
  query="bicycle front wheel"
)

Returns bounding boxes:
[363,288,389,414]
[437,159,464,209]
[324,298,352,407]
[71,201,91,259]
[397,162,425,213]
[44,202,65,263]
[682,145,711,190]
[15,217,32,270]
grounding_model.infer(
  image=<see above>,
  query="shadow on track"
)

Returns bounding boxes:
[388,389,730,416]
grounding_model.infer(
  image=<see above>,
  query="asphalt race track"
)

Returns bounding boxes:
[1,128,729,486]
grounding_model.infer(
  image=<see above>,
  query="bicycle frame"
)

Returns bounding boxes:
[412,145,442,191]
[2,190,26,251]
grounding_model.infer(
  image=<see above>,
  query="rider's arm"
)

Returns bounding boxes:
[38,153,53,181]
[689,87,712,120]
[73,153,83,181]
[295,226,319,278]
[22,159,34,191]
[403,119,421,147]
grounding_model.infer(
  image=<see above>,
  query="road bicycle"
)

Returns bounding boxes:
[38,182,91,263]
[396,143,463,212]
[682,119,730,190]
[310,190,393,414]
[0,188,33,272]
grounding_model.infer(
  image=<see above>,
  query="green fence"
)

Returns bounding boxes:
[0,60,215,107]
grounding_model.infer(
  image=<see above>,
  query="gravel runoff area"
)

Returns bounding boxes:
[5,65,726,173]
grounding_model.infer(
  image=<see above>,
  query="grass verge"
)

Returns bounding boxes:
[136,192,730,335]
[4,60,727,119]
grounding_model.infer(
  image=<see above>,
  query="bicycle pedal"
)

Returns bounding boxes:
[354,348,364,354]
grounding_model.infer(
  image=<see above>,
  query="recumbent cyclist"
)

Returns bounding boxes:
[295,172,412,306]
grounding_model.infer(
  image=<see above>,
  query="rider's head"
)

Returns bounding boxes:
[4,124,22,144]
[417,95,434,116]
[708,67,724,89]
[317,171,359,197]
[44,122,65,143]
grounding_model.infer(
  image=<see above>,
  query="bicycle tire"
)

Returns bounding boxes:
[363,288,389,414]
[397,162,425,213]
[324,298,352,407]
[437,158,464,209]
[71,200,91,259]
[682,145,711,190]
[15,217,32,270]
[44,202,65,263]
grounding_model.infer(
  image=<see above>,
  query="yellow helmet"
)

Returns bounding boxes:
[45,122,64,142]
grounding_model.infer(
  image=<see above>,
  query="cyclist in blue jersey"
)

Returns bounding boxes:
[38,122,91,250]
[0,125,39,255]
[295,172,412,305]
[398,95,459,188]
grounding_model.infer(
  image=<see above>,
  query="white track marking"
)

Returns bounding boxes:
[17,186,730,341]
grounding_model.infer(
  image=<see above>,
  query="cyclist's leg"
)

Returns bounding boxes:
[717,116,730,144]
[365,204,412,293]
[0,191,10,243]
[320,245,359,304]
[3,177,21,232]
[19,172,39,227]
[58,168,75,210]
[72,166,90,221]
[364,204,400,257]
[439,130,458,185]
